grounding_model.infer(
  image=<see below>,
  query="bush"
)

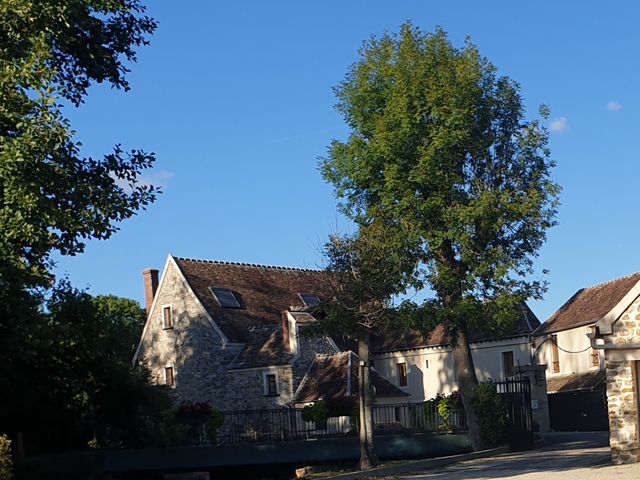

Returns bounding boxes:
[0,434,12,480]
[301,400,329,428]
[426,391,464,430]
[205,408,224,443]
[471,382,507,447]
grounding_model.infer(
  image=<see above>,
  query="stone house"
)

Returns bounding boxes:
[133,255,406,411]
[587,273,640,464]
[134,254,548,428]
[532,274,640,431]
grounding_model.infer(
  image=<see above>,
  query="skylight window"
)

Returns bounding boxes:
[210,287,241,308]
[299,293,320,306]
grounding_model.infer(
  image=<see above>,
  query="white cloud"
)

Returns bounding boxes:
[607,101,622,112]
[111,170,175,193]
[139,170,175,189]
[549,117,568,133]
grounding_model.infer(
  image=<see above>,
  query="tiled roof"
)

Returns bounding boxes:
[371,303,541,352]
[173,256,331,368]
[547,370,606,394]
[535,273,640,336]
[294,351,409,403]
[174,257,330,343]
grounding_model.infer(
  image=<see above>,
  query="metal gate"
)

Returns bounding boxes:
[495,376,534,451]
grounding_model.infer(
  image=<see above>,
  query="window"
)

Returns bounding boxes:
[591,349,600,367]
[397,363,408,387]
[551,335,560,373]
[502,351,514,378]
[264,373,278,396]
[299,293,320,306]
[164,366,174,387]
[425,359,429,369]
[210,287,241,308]
[162,305,173,329]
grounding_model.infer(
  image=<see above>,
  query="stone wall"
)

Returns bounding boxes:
[603,295,640,464]
[137,260,243,409]
[291,326,337,392]
[515,364,551,433]
[605,360,639,463]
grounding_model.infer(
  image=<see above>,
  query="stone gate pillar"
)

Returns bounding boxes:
[515,364,551,433]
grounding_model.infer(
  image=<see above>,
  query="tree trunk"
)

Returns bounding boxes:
[451,325,485,451]
[357,331,377,470]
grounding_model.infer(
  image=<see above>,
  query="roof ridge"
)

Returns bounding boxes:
[582,271,640,291]
[173,255,321,272]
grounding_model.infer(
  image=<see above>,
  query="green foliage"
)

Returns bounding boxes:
[0,0,158,287]
[471,382,507,447]
[320,22,559,338]
[301,400,330,427]
[205,408,224,443]
[0,282,171,451]
[0,434,11,480]
[425,391,463,430]
[0,0,158,453]
[313,221,419,338]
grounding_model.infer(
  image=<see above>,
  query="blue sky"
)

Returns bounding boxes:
[56,1,640,322]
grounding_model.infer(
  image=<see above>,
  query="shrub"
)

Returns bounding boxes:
[205,408,224,443]
[425,391,464,430]
[301,400,329,428]
[471,382,507,447]
[0,434,12,480]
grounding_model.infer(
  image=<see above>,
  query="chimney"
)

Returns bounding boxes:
[282,311,291,352]
[142,268,159,316]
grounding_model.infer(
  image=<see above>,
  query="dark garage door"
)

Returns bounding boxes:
[548,391,608,431]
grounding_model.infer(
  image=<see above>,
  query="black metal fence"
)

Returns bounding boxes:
[214,402,467,444]
[495,376,534,451]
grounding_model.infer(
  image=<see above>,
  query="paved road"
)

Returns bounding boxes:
[391,432,640,480]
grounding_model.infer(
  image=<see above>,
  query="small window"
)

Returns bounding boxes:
[164,366,174,387]
[162,305,173,329]
[264,373,278,396]
[210,287,241,308]
[502,351,514,378]
[299,293,320,306]
[397,363,408,387]
[551,335,560,373]
[591,349,600,367]
[425,359,430,369]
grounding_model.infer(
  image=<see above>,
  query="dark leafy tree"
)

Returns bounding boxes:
[0,0,158,450]
[321,23,559,450]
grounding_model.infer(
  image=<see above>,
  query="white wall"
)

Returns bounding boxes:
[534,325,603,377]
[372,336,532,402]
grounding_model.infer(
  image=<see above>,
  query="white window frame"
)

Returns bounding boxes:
[164,365,175,387]
[501,350,515,378]
[263,370,279,396]
[161,304,173,329]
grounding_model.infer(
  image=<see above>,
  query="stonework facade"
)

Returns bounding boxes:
[599,295,640,464]
[135,257,340,411]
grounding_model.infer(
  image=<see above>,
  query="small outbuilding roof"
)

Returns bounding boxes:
[294,351,409,403]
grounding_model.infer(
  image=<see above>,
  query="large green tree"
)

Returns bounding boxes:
[0,0,158,451]
[321,24,559,450]
[0,0,157,286]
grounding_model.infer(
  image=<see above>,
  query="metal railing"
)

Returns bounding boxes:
[213,402,467,444]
